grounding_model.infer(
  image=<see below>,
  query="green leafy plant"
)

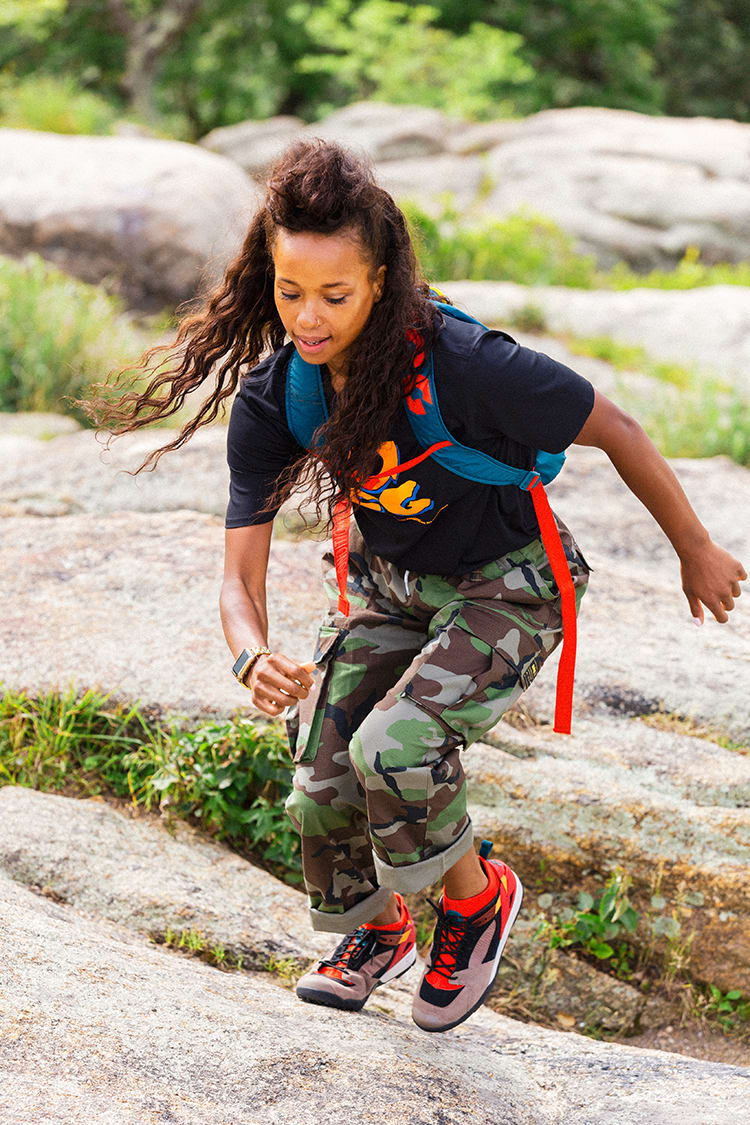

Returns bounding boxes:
[0,73,120,135]
[291,0,534,120]
[702,985,750,1034]
[404,198,598,287]
[0,253,147,419]
[122,715,300,876]
[0,687,301,883]
[536,869,639,975]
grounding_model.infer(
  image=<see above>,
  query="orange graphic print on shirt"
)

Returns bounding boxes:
[353,441,445,522]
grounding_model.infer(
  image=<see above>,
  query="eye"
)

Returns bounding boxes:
[279,291,298,302]
[326,296,347,305]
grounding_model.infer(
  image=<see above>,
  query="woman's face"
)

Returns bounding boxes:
[271,227,386,380]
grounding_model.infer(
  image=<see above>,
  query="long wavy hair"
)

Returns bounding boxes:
[81,138,437,526]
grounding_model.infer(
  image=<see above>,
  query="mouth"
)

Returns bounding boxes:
[296,334,331,352]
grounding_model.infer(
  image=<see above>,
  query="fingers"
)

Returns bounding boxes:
[249,652,315,715]
[686,593,704,625]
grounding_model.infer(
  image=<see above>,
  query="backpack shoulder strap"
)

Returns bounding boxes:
[408,298,565,487]
[285,350,329,449]
[404,350,544,490]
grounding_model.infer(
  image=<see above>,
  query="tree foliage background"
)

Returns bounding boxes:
[2,0,748,138]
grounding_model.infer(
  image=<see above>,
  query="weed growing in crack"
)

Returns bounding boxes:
[535,869,639,975]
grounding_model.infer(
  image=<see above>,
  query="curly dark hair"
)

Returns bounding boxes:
[81,137,438,525]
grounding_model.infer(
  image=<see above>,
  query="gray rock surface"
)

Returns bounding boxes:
[308,100,451,162]
[205,101,750,272]
[469,713,750,992]
[0,785,330,968]
[200,115,305,177]
[482,106,750,270]
[441,280,750,398]
[0,786,673,1036]
[2,788,748,1124]
[1,430,747,732]
[0,508,326,718]
[0,129,260,310]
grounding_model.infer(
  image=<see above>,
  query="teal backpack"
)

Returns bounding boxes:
[284,292,580,734]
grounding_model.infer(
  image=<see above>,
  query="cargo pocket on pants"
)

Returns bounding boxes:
[400,608,548,742]
[289,624,344,764]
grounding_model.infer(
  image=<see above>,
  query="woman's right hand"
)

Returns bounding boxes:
[248,653,316,716]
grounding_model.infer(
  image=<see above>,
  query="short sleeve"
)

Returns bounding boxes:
[225,356,302,528]
[470,331,595,454]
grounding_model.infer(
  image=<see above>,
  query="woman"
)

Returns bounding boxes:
[93,139,746,1034]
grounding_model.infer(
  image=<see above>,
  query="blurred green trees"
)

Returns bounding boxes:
[2,0,750,138]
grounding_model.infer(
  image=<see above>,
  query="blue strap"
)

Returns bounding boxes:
[403,351,545,489]
[285,354,328,449]
[285,297,566,487]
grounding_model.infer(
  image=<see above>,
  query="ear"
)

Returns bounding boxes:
[374,264,387,301]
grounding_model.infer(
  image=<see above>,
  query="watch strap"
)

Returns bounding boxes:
[232,646,272,686]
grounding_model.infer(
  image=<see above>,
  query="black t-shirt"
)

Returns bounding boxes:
[225,312,595,575]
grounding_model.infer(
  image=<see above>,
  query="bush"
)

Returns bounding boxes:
[0,687,301,882]
[292,0,534,121]
[0,253,145,421]
[0,74,121,135]
[600,245,750,290]
[404,198,598,287]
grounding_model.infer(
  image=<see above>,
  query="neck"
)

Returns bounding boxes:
[325,362,347,394]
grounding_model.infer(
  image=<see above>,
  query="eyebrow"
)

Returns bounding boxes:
[277,278,351,289]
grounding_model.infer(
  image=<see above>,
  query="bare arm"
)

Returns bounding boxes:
[220,522,313,715]
[573,389,747,623]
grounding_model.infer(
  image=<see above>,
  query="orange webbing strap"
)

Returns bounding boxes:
[329,441,451,619]
[332,497,352,615]
[527,476,578,735]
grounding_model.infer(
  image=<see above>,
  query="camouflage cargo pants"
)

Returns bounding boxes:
[285,517,591,933]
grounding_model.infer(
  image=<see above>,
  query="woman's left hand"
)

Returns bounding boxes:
[679,540,747,624]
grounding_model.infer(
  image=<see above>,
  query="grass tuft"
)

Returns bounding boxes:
[0,685,301,882]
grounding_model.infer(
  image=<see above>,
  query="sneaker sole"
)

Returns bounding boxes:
[296,943,418,1013]
[413,873,524,1033]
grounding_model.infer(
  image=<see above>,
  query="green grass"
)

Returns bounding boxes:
[405,199,598,288]
[0,74,189,140]
[0,74,121,136]
[0,685,301,882]
[0,252,152,421]
[407,197,750,291]
[555,332,750,468]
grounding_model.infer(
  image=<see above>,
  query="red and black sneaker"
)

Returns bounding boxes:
[295,892,417,1012]
[412,841,523,1032]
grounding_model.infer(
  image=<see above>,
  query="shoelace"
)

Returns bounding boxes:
[319,927,377,974]
[425,898,472,981]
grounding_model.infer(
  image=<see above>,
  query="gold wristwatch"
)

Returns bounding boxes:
[231,646,272,687]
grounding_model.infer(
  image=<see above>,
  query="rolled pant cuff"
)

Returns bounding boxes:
[308,884,395,934]
[373,822,475,895]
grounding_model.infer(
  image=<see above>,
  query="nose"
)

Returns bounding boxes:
[296,300,324,330]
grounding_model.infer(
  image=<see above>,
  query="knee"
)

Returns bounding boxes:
[349,697,452,786]
[349,724,375,783]
[284,784,307,831]
[349,704,400,784]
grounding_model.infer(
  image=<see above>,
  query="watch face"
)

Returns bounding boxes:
[232,650,251,677]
